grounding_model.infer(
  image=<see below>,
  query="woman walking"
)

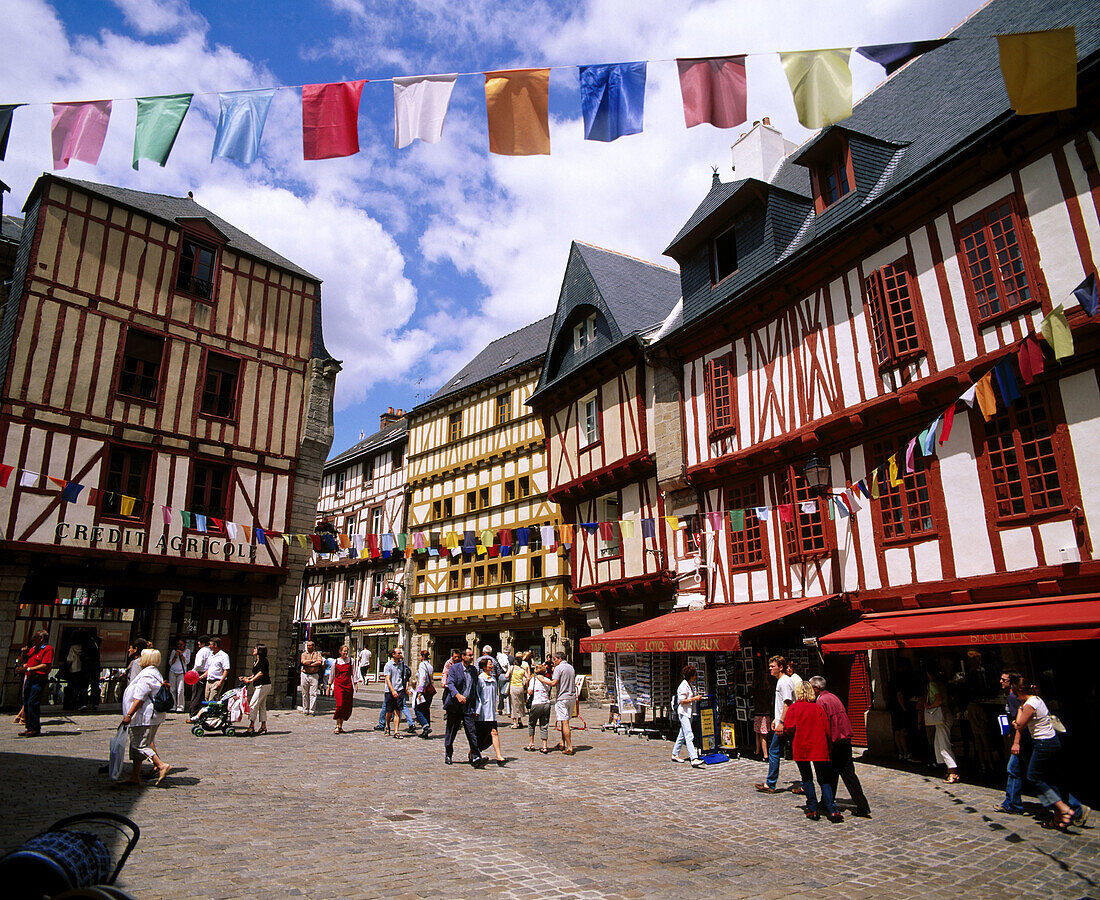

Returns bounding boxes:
[525,662,553,752]
[1013,682,1090,830]
[120,649,170,785]
[329,645,358,734]
[239,643,271,736]
[414,649,434,738]
[476,657,505,765]
[780,681,841,822]
[672,664,705,767]
[508,655,528,729]
[923,668,959,783]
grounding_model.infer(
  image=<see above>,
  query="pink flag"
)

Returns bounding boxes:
[51,101,112,170]
[302,81,367,160]
[676,56,747,129]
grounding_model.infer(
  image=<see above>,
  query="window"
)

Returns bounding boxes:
[779,466,831,560]
[817,151,852,208]
[344,575,357,615]
[870,438,936,541]
[573,313,597,351]
[728,482,765,569]
[597,494,621,558]
[711,226,738,283]
[475,566,485,587]
[518,476,530,498]
[505,480,516,502]
[528,525,542,552]
[530,556,542,579]
[176,237,217,300]
[432,500,442,520]
[705,354,736,437]
[200,353,240,419]
[335,471,346,494]
[370,572,385,611]
[983,386,1065,521]
[958,199,1036,323]
[462,568,472,589]
[467,490,477,512]
[496,393,512,424]
[322,581,334,618]
[449,570,459,591]
[416,575,426,595]
[371,507,383,533]
[102,445,151,519]
[501,561,513,583]
[448,412,462,442]
[479,487,490,510]
[682,514,701,557]
[365,457,375,483]
[487,563,499,585]
[582,393,600,446]
[443,497,453,518]
[392,446,403,469]
[117,330,164,401]
[864,258,924,368]
[190,461,230,528]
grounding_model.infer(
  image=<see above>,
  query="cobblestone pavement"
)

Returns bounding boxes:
[1,685,1097,900]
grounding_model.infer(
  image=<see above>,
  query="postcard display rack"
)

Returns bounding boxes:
[605,653,671,734]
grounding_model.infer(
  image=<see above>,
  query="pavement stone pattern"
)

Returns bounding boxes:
[1,684,1097,900]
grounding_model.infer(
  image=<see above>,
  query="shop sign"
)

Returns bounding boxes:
[699,707,716,753]
[588,637,732,653]
[55,522,257,560]
[311,622,347,636]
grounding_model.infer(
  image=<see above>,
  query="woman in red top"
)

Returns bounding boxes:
[779,681,842,821]
[18,630,53,737]
[329,645,358,734]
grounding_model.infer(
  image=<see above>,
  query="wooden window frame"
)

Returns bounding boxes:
[580,391,601,450]
[467,490,477,512]
[98,443,153,525]
[809,138,856,214]
[321,581,334,619]
[501,560,513,584]
[867,437,941,546]
[518,476,531,499]
[862,255,928,371]
[530,556,543,579]
[115,327,165,405]
[778,465,835,562]
[199,350,242,422]
[954,195,1042,327]
[704,352,737,440]
[496,392,512,425]
[174,235,219,302]
[188,459,231,536]
[448,412,462,443]
[596,492,622,560]
[726,480,766,571]
[710,224,739,285]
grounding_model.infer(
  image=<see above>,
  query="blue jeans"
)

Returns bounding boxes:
[1003,748,1026,811]
[673,711,698,760]
[797,760,838,814]
[1027,736,1082,813]
[414,698,431,729]
[766,730,784,788]
[23,679,45,732]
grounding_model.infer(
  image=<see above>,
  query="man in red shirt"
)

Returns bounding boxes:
[810,675,871,818]
[18,630,53,736]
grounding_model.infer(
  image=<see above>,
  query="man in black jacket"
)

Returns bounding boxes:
[443,647,485,767]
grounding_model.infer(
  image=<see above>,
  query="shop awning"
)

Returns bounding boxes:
[579,595,836,653]
[819,594,1100,652]
[350,620,398,632]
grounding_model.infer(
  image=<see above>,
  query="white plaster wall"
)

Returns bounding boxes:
[1059,370,1100,552]
[751,568,769,600]
[913,539,943,583]
[1000,526,1038,571]
[861,237,908,276]
[846,270,879,398]
[1039,519,1079,564]
[937,416,995,577]
[1019,154,1080,303]
[884,546,910,586]
[935,215,978,360]
[953,174,1014,223]
[910,227,955,370]
[830,275,861,406]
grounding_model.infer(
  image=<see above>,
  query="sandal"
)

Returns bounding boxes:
[524,746,537,751]
[943,774,960,784]
[539,748,550,754]
[334,727,341,734]
[256,726,267,735]
[562,748,575,755]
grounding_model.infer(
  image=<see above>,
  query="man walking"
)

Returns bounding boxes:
[168,640,190,712]
[357,645,372,687]
[443,647,485,767]
[755,656,795,793]
[810,675,871,818]
[994,671,1028,815]
[384,647,408,735]
[205,638,231,701]
[300,640,324,715]
[550,650,577,755]
[188,636,212,720]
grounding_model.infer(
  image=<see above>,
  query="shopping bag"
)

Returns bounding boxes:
[109,724,128,781]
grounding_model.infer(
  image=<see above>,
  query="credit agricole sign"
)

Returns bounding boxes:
[55,522,259,560]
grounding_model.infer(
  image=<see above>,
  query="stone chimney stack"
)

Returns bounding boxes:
[379,407,406,429]
[730,117,796,184]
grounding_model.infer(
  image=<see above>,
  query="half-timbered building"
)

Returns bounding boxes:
[298,408,408,672]
[407,317,577,668]
[528,242,681,690]
[585,0,1100,763]
[0,174,339,705]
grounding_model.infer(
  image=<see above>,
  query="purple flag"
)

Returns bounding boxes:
[52,101,112,170]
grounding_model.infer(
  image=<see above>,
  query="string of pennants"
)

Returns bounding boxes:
[0,28,1077,169]
[0,275,1093,556]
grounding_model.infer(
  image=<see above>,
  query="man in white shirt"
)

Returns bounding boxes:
[204,638,231,701]
[755,655,795,793]
[167,640,191,712]
[357,646,372,686]
[785,660,803,694]
[188,637,212,720]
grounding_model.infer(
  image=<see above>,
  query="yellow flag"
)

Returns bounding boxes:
[780,50,852,129]
[664,515,680,532]
[997,28,1076,116]
[870,470,880,499]
[619,519,635,539]
[120,495,135,516]
[485,69,551,156]
[296,534,310,549]
[1040,304,1074,359]
[888,456,902,488]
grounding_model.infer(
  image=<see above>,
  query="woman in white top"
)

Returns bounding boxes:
[413,649,434,737]
[120,648,171,786]
[525,662,553,753]
[475,658,505,765]
[1012,682,1088,830]
[673,664,705,767]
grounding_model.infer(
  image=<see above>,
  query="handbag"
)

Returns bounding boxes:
[151,682,174,713]
[924,705,944,725]
[1049,713,1067,733]
[422,678,436,698]
[108,724,128,782]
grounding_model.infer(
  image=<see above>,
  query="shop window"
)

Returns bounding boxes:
[501,561,513,583]
[597,494,621,558]
[519,476,530,498]
[530,556,542,579]
[117,329,164,402]
[728,481,765,569]
[869,438,936,542]
[200,352,240,419]
[190,461,230,531]
[982,386,1065,521]
[448,412,462,442]
[711,225,738,284]
[582,393,600,446]
[957,199,1037,324]
[779,466,832,561]
[176,237,217,300]
[864,258,924,368]
[496,393,512,424]
[102,445,151,520]
[705,353,736,438]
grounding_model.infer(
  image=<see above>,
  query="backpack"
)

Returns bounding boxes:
[152,681,174,713]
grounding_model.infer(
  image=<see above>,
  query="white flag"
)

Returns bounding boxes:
[959,384,977,408]
[225,521,239,541]
[394,75,457,148]
[19,470,39,487]
[540,525,556,547]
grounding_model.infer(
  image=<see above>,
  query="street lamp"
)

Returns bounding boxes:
[803,453,831,497]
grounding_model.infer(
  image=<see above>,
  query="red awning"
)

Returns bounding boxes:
[819,594,1100,652]
[579,595,835,654]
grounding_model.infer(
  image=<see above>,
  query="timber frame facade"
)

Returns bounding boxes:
[0,174,338,706]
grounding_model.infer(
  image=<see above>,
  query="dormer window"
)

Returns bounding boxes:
[818,151,851,207]
[805,133,856,214]
[176,237,217,300]
[711,225,738,284]
[573,313,597,351]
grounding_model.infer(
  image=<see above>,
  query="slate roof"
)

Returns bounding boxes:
[423,314,555,408]
[664,0,1100,324]
[31,175,318,281]
[326,417,408,469]
[1,215,21,243]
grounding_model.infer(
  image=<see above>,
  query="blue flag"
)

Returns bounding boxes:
[60,481,84,503]
[212,89,276,164]
[1073,272,1099,316]
[994,359,1022,407]
[195,514,207,533]
[856,40,955,75]
[579,62,646,142]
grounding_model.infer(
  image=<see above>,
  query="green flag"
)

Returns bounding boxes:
[780,50,852,129]
[1040,304,1074,360]
[728,509,745,532]
[133,93,192,170]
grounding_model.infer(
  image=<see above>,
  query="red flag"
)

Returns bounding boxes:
[310,534,322,552]
[1017,333,1045,384]
[777,503,794,523]
[0,464,12,488]
[302,80,367,160]
[676,57,747,129]
[940,404,956,445]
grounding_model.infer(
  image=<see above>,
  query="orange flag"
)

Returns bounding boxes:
[997,28,1076,115]
[975,371,998,421]
[485,69,550,156]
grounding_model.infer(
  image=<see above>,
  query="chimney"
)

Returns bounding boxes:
[379,406,405,429]
[730,117,793,184]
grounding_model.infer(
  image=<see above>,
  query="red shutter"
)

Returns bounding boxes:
[845,652,872,747]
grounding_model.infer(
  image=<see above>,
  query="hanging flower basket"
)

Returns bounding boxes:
[378,588,399,608]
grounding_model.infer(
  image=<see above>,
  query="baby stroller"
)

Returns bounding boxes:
[191,686,249,736]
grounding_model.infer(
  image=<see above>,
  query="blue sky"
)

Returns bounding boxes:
[1,0,986,456]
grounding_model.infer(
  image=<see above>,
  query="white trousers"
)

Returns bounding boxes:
[249,683,271,725]
[933,722,957,769]
[300,672,320,713]
[169,671,186,710]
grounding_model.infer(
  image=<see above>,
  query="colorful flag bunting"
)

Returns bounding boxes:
[582,523,600,535]
[255,527,266,546]
[60,481,84,502]
[777,503,794,523]
[619,520,635,539]
[397,533,407,551]
[133,93,192,170]
[834,496,850,518]
[381,533,394,554]
[302,80,366,160]
[52,101,112,170]
[393,74,458,148]
[212,89,275,164]
[0,463,12,488]
[905,437,918,474]
[500,529,512,547]
[845,488,862,513]
[180,510,192,528]
[120,495,135,516]
[975,371,998,421]
[485,69,551,156]
[161,505,172,525]
[940,404,955,444]
[0,104,21,161]
[676,56,747,129]
[780,50,852,129]
[994,359,1022,406]
[997,28,1077,116]
[579,62,647,142]
[800,500,818,515]
[856,481,871,500]
[540,525,556,548]
[755,506,770,522]
[960,383,977,408]
[870,470,880,498]
[517,527,529,547]
[211,518,224,533]
[1017,334,1044,384]
[922,418,940,456]
[226,521,240,540]
[481,529,495,547]
[195,514,207,532]
[47,476,66,490]
[640,519,656,539]
[463,530,475,552]
[19,470,39,487]
[707,511,723,530]
[888,455,901,487]
[1073,272,1099,316]
[560,524,575,544]
[729,509,745,531]
[86,488,101,507]
[338,533,350,549]
[855,39,954,75]
[1040,304,1074,360]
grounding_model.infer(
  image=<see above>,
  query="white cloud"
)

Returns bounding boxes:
[109,0,205,36]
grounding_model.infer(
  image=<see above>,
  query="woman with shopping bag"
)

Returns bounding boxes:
[120,649,171,785]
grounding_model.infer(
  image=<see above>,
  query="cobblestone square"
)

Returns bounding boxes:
[1,686,1096,900]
